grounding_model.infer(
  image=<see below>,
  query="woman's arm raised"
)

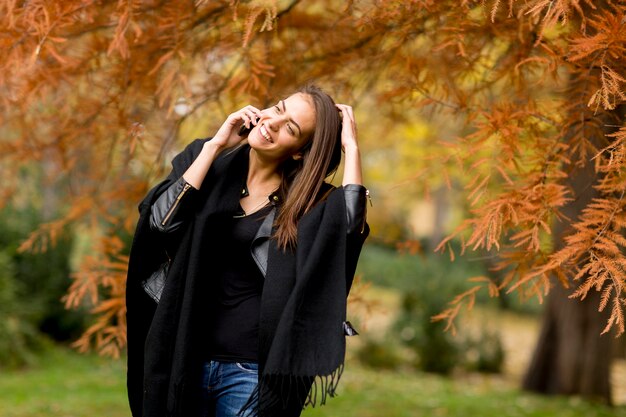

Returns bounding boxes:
[336,104,367,234]
[183,105,261,189]
[336,104,362,186]
[149,105,261,232]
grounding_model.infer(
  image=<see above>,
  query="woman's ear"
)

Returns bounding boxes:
[292,152,303,161]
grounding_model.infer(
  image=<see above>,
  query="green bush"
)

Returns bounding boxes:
[395,291,460,374]
[0,205,86,342]
[357,242,543,319]
[355,338,404,370]
[356,243,488,296]
[358,243,507,375]
[461,329,505,374]
[0,251,49,368]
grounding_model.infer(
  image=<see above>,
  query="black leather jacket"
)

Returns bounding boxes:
[149,177,368,277]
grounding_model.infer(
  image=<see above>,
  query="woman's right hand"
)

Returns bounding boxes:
[185,105,261,189]
[209,105,262,152]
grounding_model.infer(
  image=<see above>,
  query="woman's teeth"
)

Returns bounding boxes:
[260,125,272,142]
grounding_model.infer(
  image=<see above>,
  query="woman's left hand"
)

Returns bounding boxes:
[336,104,358,152]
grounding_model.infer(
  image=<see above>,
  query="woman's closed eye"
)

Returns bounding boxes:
[274,105,296,136]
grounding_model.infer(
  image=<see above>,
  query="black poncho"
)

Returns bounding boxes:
[126,139,369,417]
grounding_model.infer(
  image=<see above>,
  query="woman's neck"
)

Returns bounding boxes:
[247,148,282,188]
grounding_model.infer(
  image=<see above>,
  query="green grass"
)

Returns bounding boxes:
[304,364,626,417]
[1,345,625,417]
[0,347,128,417]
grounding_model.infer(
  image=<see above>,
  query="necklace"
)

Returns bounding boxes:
[233,184,278,218]
[234,199,269,218]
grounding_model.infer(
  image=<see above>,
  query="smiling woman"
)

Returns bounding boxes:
[126,84,369,417]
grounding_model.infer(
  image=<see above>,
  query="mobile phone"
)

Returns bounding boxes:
[238,124,252,136]
[238,116,259,136]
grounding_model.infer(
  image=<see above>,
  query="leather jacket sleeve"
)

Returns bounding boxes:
[149,177,197,233]
[343,184,368,235]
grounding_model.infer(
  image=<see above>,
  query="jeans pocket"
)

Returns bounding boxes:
[235,362,259,374]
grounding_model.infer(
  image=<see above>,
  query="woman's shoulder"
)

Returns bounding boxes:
[310,182,350,209]
[170,138,211,172]
[315,182,337,202]
[320,181,336,193]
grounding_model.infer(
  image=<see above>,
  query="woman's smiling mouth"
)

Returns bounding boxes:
[260,124,272,143]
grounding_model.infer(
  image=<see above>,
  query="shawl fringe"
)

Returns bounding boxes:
[238,363,345,417]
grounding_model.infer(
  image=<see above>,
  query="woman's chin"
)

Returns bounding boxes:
[248,129,271,149]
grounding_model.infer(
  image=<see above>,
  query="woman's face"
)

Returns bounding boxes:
[248,93,316,162]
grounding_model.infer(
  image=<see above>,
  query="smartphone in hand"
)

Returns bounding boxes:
[238,116,259,136]
[238,124,252,136]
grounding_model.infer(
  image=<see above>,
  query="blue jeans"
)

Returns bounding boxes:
[200,360,259,417]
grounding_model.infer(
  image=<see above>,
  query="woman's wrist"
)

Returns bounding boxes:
[342,149,363,185]
[199,141,222,168]
[203,139,224,156]
[183,141,220,189]
[343,143,360,154]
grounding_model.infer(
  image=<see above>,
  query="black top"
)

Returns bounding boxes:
[205,204,272,362]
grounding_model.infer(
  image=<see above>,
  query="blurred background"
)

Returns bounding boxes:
[1,1,625,416]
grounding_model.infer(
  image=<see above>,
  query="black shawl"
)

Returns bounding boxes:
[126,139,369,417]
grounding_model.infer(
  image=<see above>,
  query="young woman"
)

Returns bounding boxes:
[126,85,369,417]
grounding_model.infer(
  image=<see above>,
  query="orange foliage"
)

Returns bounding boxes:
[0,0,625,358]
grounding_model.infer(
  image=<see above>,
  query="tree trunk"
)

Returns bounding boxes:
[523,283,613,403]
[522,128,614,404]
[613,335,626,359]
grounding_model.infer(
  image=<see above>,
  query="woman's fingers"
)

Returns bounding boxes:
[336,104,357,135]
[341,105,355,124]
[231,105,261,128]
[336,103,353,118]
[214,105,262,150]
[242,106,261,128]
[336,104,358,151]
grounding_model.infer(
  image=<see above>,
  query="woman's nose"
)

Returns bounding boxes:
[266,117,281,132]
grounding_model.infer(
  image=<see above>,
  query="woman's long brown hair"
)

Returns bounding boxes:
[274,84,342,250]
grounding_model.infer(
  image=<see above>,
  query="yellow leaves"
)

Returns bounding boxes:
[532,189,626,335]
[72,293,127,359]
[65,234,130,358]
[431,91,626,336]
[231,0,278,47]
[432,290,474,335]
[396,239,423,256]
[569,10,626,62]
[148,50,176,77]
[469,276,501,297]
[432,277,500,335]
[459,178,569,254]
[18,220,65,254]
[587,66,626,111]
[92,297,125,315]
[229,54,276,97]
[602,297,625,336]
[155,66,180,108]
[567,10,626,111]
[107,0,140,59]
[466,200,504,251]
[595,127,626,172]
[510,226,541,251]
[467,173,491,207]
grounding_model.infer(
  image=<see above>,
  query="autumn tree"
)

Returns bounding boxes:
[1,0,625,404]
